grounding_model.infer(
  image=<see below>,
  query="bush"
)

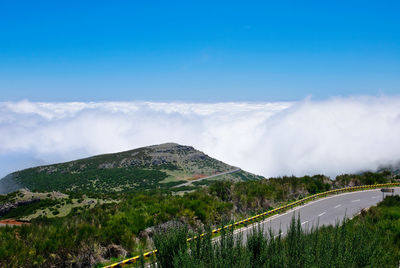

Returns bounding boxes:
[52,210,60,216]
[153,224,188,268]
[154,210,399,267]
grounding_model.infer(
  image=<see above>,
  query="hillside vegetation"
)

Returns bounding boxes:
[0,143,398,267]
[0,171,397,267]
[153,195,400,267]
[1,143,259,193]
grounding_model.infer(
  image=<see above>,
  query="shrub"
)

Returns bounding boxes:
[153,224,188,268]
[52,210,60,216]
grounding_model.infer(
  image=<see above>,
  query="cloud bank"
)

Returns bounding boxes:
[1,97,400,180]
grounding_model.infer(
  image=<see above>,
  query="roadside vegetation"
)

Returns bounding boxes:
[0,171,398,267]
[151,195,400,267]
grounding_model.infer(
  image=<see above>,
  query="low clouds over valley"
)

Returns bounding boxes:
[1,97,400,180]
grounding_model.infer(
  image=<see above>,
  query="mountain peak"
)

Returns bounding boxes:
[0,143,258,194]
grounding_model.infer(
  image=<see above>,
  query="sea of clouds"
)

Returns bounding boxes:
[1,97,400,181]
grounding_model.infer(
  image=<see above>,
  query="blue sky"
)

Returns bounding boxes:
[0,1,399,102]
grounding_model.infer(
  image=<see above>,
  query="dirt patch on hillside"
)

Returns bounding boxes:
[187,174,206,181]
[0,219,30,226]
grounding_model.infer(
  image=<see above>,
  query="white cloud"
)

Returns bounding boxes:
[0,97,400,180]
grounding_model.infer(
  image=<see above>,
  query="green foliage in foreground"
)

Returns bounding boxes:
[0,172,396,267]
[153,196,400,268]
[0,175,337,267]
[0,191,234,267]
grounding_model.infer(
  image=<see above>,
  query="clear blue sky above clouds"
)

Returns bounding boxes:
[0,1,399,102]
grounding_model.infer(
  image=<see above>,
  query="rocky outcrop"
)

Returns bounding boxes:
[0,198,40,217]
[104,244,127,259]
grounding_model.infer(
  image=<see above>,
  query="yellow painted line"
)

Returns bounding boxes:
[104,182,400,268]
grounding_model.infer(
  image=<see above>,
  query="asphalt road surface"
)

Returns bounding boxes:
[111,187,399,268]
[237,188,400,242]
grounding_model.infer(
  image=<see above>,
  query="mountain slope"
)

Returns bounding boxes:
[0,174,22,194]
[0,143,262,194]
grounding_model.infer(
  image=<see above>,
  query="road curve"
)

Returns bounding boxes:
[237,188,400,241]
[105,186,399,267]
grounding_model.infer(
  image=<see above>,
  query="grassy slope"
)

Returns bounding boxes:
[6,143,256,194]
[0,189,114,221]
[0,172,397,267]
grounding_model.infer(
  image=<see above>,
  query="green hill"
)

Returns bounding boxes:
[0,143,262,194]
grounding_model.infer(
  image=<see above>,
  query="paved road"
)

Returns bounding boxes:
[109,187,399,267]
[237,188,400,242]
[174,168,241,188]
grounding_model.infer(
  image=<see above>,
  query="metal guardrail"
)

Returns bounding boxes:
[104,182,400,267]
